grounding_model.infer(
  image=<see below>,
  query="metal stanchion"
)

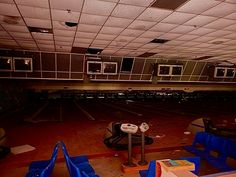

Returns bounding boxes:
[138,122,149,166]
[121,123,138,167]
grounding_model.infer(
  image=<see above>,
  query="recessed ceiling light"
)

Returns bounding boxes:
[65,21,78,27]
[150,38,169,44]
[28,26,52,34]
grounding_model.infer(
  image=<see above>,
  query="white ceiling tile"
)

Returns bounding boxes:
[0,15,25,25]
[159,33,182,40]
[140,43,159,49]
[15,0,49,8]
[120,29,144,37]
[149,23,178,32]
[96,34,117,40]
[101,49,117,55]
[100,26,123,35]
[205,30,232,37]
[170,25,196,34]
[24,18,51,28]
[128,20,155,30]
[2,24,28,32]
[78,24,102,33]
[53,21,77,31]
[80,14,107,25]
[192,36,215,43]
[18,5,50,19]
[125,42,143,49]
[139,31,163,38]
[74,38,93,44]
[208,38,231,44]
[92,40,110,45]
[10,32,32,38]
[224,24,236,31]
[39,44,55,51]
[119,0,154,7]
[225,12,236,20]
[20,42,37,48]
[32,32,53,40]
[176,34,198,41]
[204,19,235,29]
[180,41,200,47]
[56,46,72,52]
[99,0,119,2]
[115,35,135,42]
[224,33,236,39]
[0,31,11,38]
[166,40,185,46]
[54,36,74,42]
[202,2,236,17]
[184,15,217,27]
[73,43,90,48]
[51,9,80,22]
[161,12,196,24]
[0,0,14,3]
[55,41,72,46]
[225,0,236,4]
[0,39,18,46]
[76,32,97,39]
[188,28,215,36]
[177,0,221,14]
[112,4,145,19]
[83,0,116,16]
[104,17,132,28]
[50,0,83,12]
[36,40,54,45]
[114,50,131,56]
[109,41,128,47]
[0,3,20,16]
[137,7,172,22]
[54,29,75,37]
[132,37,152,43]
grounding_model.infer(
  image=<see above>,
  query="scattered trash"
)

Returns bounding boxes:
[184,131,191,135]
[11,144,35,155]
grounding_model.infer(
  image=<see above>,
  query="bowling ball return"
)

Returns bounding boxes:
[103,122,153,150]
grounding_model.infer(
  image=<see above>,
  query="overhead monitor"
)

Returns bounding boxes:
[13,57,33,72]
[121,58,134,72]
[0,56,12,71]
[87,61,102,75]
[103,62,117,75]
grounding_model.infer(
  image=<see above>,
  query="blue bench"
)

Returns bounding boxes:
[184,132,236,172]
[25,142,59,177]
[60,141,99,177]
[139,160,156,177]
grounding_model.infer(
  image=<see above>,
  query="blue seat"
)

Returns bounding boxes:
[209,139,236,172]
[180,157,200,175]
[25,142,59,177]
[29,143,59,170]
[139,160,156,177]
[60,141,99,177]
[184,132,211,156]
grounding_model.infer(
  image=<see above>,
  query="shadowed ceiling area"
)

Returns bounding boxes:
[0,0,236,64]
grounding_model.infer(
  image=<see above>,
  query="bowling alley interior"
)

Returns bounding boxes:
[0,0,236,177]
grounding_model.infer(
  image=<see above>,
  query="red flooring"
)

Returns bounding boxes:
[0,99,236,176]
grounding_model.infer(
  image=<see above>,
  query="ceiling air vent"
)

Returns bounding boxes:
[87,48,103,55]
[151,0,189,10]
[150,38,169,44]
[138,52,157,57]
[71,47,87,54]
[65,21,78,27]
[28,27,52,33]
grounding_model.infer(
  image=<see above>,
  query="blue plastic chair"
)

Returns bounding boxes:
[139,160,156,177]
[25,142,59,177]
[29,143,59,170]
[184,132,211,156]
[180,157,200,175]
[60,141,99,177]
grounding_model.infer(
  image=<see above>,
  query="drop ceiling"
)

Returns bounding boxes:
[0,0,236,64]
